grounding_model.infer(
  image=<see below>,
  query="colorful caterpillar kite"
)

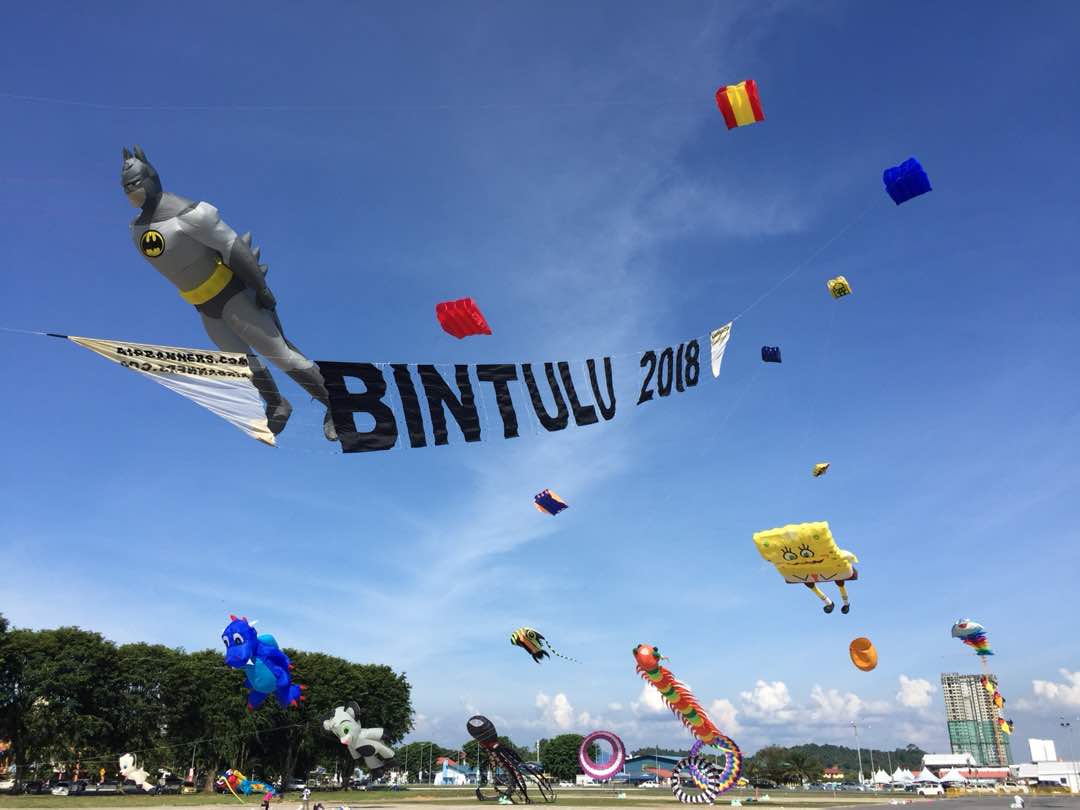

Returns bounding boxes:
[633,644,742,802]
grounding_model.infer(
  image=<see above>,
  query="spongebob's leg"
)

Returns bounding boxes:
[837,581,851,614]
[804,582,834,613]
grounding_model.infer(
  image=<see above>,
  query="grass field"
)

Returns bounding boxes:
[0,787,925,809]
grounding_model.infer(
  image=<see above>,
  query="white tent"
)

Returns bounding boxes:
[915,768,941,783]
[891,768,912,784]
[873,770,892,785]
[939,769,966,784]
[902,769,916,781]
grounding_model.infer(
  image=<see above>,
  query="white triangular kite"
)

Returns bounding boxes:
[67,335,274,445]
[709,322,733,378]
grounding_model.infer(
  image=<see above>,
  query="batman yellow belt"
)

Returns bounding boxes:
[180,261,234,305]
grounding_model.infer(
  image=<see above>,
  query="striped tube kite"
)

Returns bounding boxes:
[510,627,579,664]
[633,644,741,802]
[951,619,993,655]
[714,80,765,130]
[534,489,568,515]
[980,675,1006,710]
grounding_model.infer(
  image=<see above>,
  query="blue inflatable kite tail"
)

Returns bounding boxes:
[277,682,303,707]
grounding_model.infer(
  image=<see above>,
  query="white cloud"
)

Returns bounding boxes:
[807,685,864,724]
[1032,670,1080,708]
[536,691,576,730]
[607,702,624,712]
[632,683,667,715]
[896,676,935,710]
[739,680,796,723]
[708,698,742,735]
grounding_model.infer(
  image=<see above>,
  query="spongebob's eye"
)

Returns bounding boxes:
[799,544,814,558]
[232,633,244,645]
[781,547,797,561]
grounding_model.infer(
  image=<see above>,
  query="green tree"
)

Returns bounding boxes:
[783,750,822,784]
[537,734,584,781]
[749,746,789,783]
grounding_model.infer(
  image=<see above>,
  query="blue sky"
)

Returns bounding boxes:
[2,2,1079,759]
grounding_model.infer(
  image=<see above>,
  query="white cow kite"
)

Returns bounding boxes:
[118,753,155,792]
[321,702,394,771]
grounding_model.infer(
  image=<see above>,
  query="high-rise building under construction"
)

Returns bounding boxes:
[940,672,1012,766]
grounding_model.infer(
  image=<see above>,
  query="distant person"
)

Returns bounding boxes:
[262,790,273,810]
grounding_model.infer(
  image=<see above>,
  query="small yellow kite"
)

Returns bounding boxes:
[827,276,852,299]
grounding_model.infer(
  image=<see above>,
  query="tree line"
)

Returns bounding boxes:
[0,616,412,790]
[0,615,930,790]
[743,743,928,784]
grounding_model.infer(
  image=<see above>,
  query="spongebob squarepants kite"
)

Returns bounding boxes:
[753,521,859,614]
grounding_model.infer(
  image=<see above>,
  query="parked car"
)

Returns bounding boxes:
[51,781,75,796]
[23,780,52,795]
[82,781,121,795]
[181,780,199,795]
[157,776,183,795]
[639,780,660,789]
[0,778,17,794]
[917,784,944,797]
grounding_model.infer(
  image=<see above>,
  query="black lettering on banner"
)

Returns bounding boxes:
[637,351,656,404]
[557,362,598,427]
[586,357,617,421]
[476,364,520,439]
[522,362,569,431]
[684,339,700,387]
[657,347,674,397]
[319,361,399,453]
[391,364,427,448]
[417,365,482,446]
[639,340,700,404]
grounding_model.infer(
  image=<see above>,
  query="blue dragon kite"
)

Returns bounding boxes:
[222,615,304,710]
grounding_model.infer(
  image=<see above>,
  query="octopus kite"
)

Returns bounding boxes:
[510,627,579,664]
[633,644,741,804]
[467,714,555,804]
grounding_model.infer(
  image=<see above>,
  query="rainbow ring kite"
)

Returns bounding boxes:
[578,731,626,781]
[633,644,742,803]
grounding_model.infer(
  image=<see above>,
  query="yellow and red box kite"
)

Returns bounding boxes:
[715,80,765,130]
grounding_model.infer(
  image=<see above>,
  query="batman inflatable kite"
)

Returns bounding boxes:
[122,145,336,440]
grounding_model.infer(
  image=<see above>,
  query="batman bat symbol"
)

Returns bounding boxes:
[141,230,165,257]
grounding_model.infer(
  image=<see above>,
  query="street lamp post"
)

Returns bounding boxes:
[1061,718,1076,794]
[851,722,864,784]
[867,726,876,782]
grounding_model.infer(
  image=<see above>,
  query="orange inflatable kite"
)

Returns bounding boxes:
[849,637,877,672]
